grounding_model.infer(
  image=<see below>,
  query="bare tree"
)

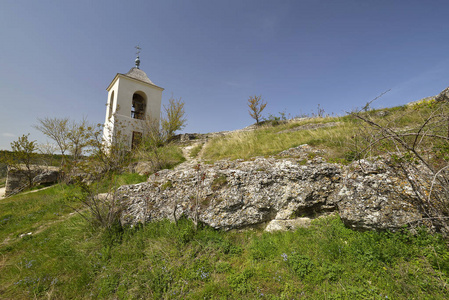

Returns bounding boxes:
[38,142,58,166]
[67,117,94,162]
[352,97,449,236]
[35,117,97,165]
[247,95,267,124]
[136,97,189,173]
[34,117,70,163]
[161,96,187,140]
[68,180,124,229]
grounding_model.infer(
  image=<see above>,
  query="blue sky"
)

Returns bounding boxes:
[1,0,449,150]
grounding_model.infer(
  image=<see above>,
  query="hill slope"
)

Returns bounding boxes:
[2,99,449,298]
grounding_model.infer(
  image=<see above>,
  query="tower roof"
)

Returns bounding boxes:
[123,67,154,85]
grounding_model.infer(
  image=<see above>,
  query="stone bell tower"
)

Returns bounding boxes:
[103,47,164,150]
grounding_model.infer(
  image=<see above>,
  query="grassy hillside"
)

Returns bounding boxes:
[2,100,449,298]
[1,185,448,299]
[201,100,442,163]
[202,116,355,162]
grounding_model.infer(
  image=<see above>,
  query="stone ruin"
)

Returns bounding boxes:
[4,165,59,196]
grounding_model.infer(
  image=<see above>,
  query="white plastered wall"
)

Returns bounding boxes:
[103,74,163,149]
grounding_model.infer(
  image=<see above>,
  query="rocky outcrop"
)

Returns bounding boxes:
[118,145,338,229]
[5,165,59,196]
[265,217,313,232]
[436,87,449,102]
[336,159,421,231]
[133,161,155,176]
[119,149,341,230]
[32,169,59,185]
[118,145,425,232]
[5,166,39,196]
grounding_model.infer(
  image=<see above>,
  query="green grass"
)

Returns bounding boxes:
[1,202,448,299]
[134,143,186,171]
[0,173,146,243]
[0,185,83,243]
[95,172,148,192]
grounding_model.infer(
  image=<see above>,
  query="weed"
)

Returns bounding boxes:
[285,252,314,278]
[211,174,227,191]
[228,268,254,294]
[215,261,231,273]
[161,180,172,191]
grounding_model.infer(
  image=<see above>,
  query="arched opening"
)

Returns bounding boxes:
[131,92,146,120]
[108,91,115,119]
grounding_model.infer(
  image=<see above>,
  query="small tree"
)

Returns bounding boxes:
[67,117,94,162]
[35,117,97,168]
[8,134,39,188]
[162,96,187,140]
[80,122,130,178]
[34,117,70,164]
[247,95,267,124]
[139,118,166,171]
[38,142,59,166]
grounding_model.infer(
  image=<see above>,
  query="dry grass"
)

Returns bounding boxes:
[202,116,358,162]
[202,101,447,163]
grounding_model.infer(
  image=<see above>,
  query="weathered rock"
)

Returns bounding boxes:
[337,159,422,231]
[278,144,326,163]
[5,166,39,196]
[118,146,425,233]
[32,169,59,185]
[5,165,60,196]
[134,161,154,175]
[265,218,312,232]
[119,148,342,230]
[436,87,449,102]
[179,133,200,142]
[375,110,390,117]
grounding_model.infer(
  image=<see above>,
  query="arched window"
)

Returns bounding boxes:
[108,91,115,119]
[131,92,146,120]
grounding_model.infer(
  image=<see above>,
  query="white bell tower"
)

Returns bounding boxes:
[103,48,164,150]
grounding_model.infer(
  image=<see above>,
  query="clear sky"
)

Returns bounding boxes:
[1,0,449,150]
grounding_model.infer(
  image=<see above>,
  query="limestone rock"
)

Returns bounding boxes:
[276,122,340,134]
[134,161,154,175]
[265,218,311,232]
[5,165,58,196]
[117,146,425,233]
[119,154,342,230]
[336,159,422,231]
[32,170,59,185]
[436,87,449,102]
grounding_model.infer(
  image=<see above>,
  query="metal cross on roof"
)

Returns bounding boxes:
[135,45,141,68]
